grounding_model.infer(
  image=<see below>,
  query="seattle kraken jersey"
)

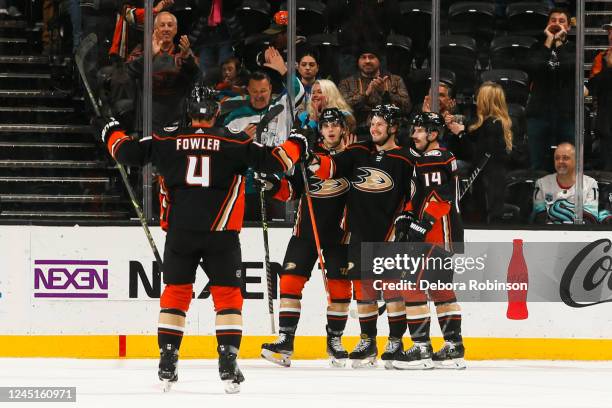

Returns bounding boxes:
[106,125,301,232]
[533,174,599,224]
[409,148,464,252]
[315,141,417,242]
[274,143,349,245]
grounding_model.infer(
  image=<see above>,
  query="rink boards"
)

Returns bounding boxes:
[1,225,612,359]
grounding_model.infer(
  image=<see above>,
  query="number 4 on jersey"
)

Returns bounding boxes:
[186,155,211,187]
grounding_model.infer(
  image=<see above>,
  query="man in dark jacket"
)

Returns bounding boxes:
[525,8,575,171]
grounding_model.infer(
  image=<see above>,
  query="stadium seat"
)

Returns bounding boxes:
[507,103,529,170]
[296,0,326,36]
[585,171,612,224]
[237,0,272,36]
[436,35,478,95]
[306,32,340,82]
[505,169,548,223]
[398,1,432,68]
[489,35,538,71]
[385,33,413,79]
[448,2,496,44]
[506,2,551,37]
[480,69,530,106]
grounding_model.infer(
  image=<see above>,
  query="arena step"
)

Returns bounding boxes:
[0,210,129,219]
[0,89,71,99]
[0,124,92,133]
[0,160,109,169]
[0,194,122,203]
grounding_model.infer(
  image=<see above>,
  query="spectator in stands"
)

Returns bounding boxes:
[338,45,411,139]
[127,11,199,130]
[532,142,599,224]
[297,79,355,133]
[215,57,247,97]
[525,8,576,171]
[109,0,174,60]
[296,51,320,114]
[188,0,243,82]
[447,82,513,224]
[224,46,305,221]
[587,21,612,171]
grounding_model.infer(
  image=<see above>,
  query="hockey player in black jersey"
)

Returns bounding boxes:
[392,112,466,370]
[311,104,418,369]
[258,108,352,368]
[96,84,312,393]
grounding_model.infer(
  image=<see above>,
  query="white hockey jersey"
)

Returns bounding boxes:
[532,174,599,223]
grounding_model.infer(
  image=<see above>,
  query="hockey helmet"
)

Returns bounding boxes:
[187,83,220,121]
[371,104,401,127]
[319,107,346,129]
[410,112,446,136]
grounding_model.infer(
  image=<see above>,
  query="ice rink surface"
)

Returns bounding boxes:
[1,358,611,408]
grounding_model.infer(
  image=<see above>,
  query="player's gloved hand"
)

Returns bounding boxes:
[287,128,317,162]
[253,172,282,195]
[394,211,434,242]
[93,116,121,143]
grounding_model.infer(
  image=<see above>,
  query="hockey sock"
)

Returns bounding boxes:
[279,301,301,335]
[387,309,407,339]
[158,308,186,350]
[215,310,243,349]
[406,302,431,343]
[326,304,349,335]
[357,302,378,338]
[435,301,463,343]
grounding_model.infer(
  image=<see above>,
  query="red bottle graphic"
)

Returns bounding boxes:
[507,239,529,320]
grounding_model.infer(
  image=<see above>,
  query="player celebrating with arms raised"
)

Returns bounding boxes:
[96,84,312,393]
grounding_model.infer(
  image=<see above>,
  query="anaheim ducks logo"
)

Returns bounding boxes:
[310,177,350,198]
[352,167,394,193]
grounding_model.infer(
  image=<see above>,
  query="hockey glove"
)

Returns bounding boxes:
[287,128,317,162]
[93,116,121,144]
[253,172,282,196]
[394,211,434,242]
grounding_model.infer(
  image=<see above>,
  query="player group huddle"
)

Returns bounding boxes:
[96,84,466,394]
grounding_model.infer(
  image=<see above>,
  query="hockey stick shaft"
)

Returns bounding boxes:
[459,152,492,200]
[75,34,164,269]
[259,187,276,333]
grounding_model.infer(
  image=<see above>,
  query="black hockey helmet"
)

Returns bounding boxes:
[410,111,446,135]
[319,107,346,129]
[371,104,401,127]
[187,83,220,121]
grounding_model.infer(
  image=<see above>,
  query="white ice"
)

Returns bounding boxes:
[1,358,611,408]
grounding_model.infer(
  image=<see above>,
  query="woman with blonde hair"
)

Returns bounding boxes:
[447,81,513,223]
[298,79,356,132]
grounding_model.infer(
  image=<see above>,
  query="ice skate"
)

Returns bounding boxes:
[392,341,434,370]
[433,341,466,369]
[326,327,348,368]
[380,337,403,370]
[261,332,294,367]
[349,334,378,369]
[158,344,178,392]
[218,345,244,394]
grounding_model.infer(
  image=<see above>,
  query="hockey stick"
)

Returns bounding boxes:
[459,152,492,200]
[256,104,284,334]
[75,34,164,268]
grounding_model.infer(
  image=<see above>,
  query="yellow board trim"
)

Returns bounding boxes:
[1,336,612,360]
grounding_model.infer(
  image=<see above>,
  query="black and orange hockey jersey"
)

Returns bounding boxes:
[407,148,464,252]
[106,125,302,232]
[314,141,417,242]
[273,143,350,245]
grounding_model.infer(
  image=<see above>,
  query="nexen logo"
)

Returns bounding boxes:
[34,260,109,299]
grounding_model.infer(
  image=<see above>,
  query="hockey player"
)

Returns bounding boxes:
[258,108,352,368]
[392,112,466,370]
[310,104,417,368]
[96,84,312,393]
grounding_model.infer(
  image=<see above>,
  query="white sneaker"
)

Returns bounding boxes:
[0,8,9,15]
